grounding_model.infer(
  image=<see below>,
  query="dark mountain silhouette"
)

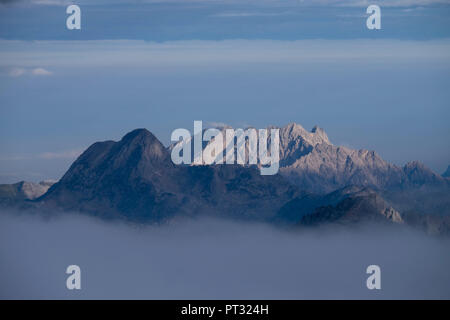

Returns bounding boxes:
[0,125,447,234]
[38,129,299,222]
[298,189,403,226]
[274,185,367,224]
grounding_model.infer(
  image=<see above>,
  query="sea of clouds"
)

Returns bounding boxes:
[0,210,449,299]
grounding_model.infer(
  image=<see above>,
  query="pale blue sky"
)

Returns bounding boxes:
[0,0,449,182]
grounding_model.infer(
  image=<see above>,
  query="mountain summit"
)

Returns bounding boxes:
[39,128,186,220]
[30,124,449,230]
[39,128,299,221]
[275,124,447,193]
[192,123,446,193]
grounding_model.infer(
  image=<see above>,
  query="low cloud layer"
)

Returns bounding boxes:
[0,210,449,299]
[2,39,450,70]
[7,67,52,77]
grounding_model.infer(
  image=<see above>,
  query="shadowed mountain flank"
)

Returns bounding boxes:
[38,128,299,222]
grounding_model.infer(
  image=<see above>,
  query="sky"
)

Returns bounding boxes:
[0,0,450,182]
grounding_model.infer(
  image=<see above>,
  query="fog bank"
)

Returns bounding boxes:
[0,210,449,299]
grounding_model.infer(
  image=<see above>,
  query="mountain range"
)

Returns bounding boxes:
[36,128,299,222]
[1,123,449,234]
[277,123,448,193]
[0,180,55,205]
[183,122,448,193]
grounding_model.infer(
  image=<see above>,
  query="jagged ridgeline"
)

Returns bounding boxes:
[1,124,449,233]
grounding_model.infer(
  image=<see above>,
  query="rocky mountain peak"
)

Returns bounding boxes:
[39,128,299,221]
[277,123,331,167]
[117,128,169,163]
[403,160,433,177]
[311,125,330,144]
[281,122,331,146]
[0,180,56,202]
[120,128,159,148]
[401,161,445,187]
[403,160,426,170]
[275,122,450,193]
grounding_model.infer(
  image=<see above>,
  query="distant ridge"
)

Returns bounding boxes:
[0,124,447,234]
[0,180,55,204]
[274,123,447,193]
[184,122,448,193]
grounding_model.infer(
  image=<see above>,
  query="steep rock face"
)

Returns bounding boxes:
[280,143,405,193]
[18,181,55,200]
[276,124,447,194]
[275,185,405,225]
[299,190,403,226]
[277,183,449,234]
[0,180,55,204]
[171,122,446,194]
[278,123,330,167]
[402,161,444,186]
[39,129,300,222]
[40,129,187,221]
[275,185,365,223]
